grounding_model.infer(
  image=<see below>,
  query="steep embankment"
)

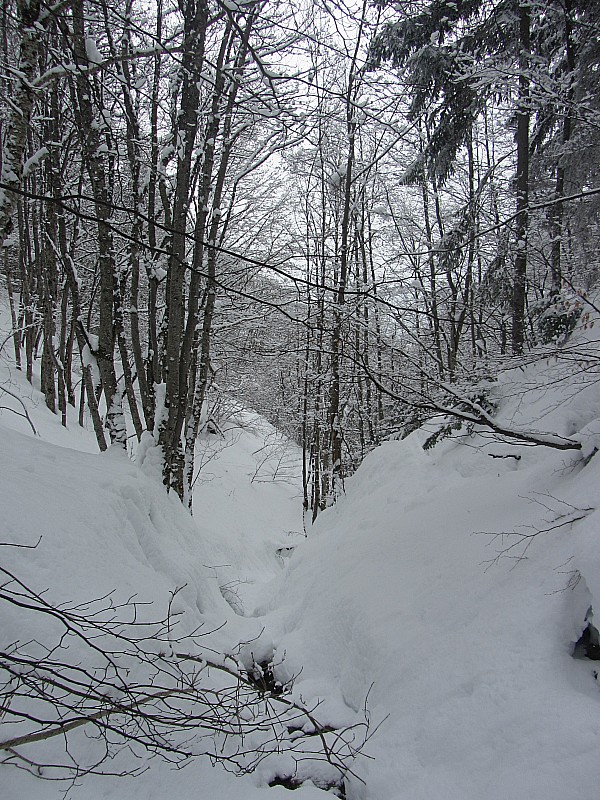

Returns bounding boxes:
[2,298,600,800]
[260,324,600,800]
[0,331,323,799]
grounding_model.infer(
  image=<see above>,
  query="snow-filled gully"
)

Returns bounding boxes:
[3,347,600,799]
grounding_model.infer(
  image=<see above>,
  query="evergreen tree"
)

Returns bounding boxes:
[369,0,599,353]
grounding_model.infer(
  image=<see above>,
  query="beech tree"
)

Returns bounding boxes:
[1,0,598,521]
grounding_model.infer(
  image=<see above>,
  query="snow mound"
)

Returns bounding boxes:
[3,291,600,799]
[264,331,600,800]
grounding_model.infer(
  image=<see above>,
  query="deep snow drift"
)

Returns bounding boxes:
[2,299,600,799]
[0,344,325,799]
[261,324,600,800]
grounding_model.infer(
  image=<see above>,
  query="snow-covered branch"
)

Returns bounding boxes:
[361,359,582,452]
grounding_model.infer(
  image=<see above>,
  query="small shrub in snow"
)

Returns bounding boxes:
[531,292,583,345]
[423,388,498,451]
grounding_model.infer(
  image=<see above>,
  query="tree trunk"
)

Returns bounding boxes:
[511,2,530,355]
[0,0,42,248]
[158,0,209,497]
[70,0,126,447]
[550,0,575,297]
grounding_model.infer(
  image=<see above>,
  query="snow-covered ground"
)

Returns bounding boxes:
[0,318,322,799]
[2,297,600,799]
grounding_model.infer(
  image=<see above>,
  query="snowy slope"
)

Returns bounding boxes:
[261,326,600,800]
[0,307,327,799]
[2,295,600,800]
[191,412,305,616]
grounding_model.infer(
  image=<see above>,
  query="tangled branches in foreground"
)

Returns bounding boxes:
[0,559,369,790]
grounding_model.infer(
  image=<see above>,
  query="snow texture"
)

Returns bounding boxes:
[2,296,600,799]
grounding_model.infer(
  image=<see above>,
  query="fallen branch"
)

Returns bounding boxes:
[360,358,582,452]
[1,570,370,784]
[0,385,38,436]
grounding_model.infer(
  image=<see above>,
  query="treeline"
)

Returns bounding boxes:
[1,0,598,516]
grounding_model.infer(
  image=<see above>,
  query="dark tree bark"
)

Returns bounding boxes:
[0,0,42,247]
[550,0,575,297]
[511,2,530,355]
[70,0,126,446]
[158,0,209,496]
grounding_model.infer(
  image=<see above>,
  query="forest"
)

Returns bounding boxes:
[1,0,600,798]
[2,0,598,509]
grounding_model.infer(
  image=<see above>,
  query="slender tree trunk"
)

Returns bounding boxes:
[4,249,21,368]
[70,0,126,447]
[158,0,209,497]
[0,0,42,247]
[512,2,530,355]
[421,179,445,378]
[17,198,35,383]
[326,78,356,505]
[119,11,153,433]
[550,0,574,297]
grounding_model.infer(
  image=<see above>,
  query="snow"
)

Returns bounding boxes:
[2,293,600,799]
[265,436,600,799]
[371,204,390,216]
[81,339,101,390]
[260,330,600,799]
[22,147,48,177]
[85,37,103,66]
[191,412,305,616]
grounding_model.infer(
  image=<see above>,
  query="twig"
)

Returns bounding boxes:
[0,385,38,435]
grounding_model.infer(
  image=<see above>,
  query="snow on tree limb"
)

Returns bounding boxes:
[0,0,42,248]
[361,358,583,452]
